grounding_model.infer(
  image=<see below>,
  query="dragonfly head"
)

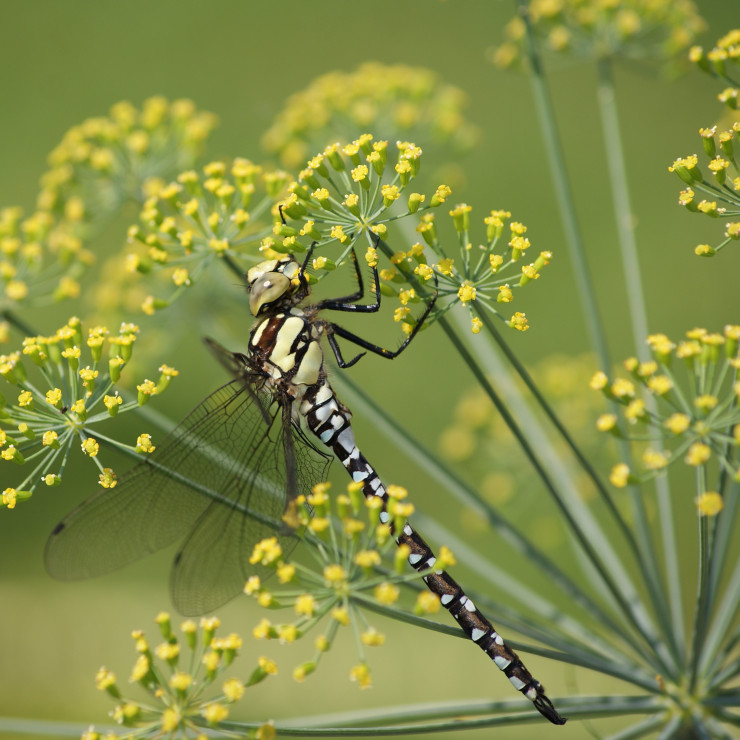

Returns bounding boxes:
[247,257,303,315]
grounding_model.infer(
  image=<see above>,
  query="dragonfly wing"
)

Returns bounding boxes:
[45,379,274,582]
[169,397,332,615]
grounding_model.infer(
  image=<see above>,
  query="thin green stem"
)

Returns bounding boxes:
[438,317,674,675]
[516,2,609,369]
[1,309,37,338]
[218,695,668,736]
[474,308,674,631]
[595,53,682,661]
[516,0,673,657]
[688,510,712,693]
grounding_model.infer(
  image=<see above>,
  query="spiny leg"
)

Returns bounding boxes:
[316,245,380,312]
[323,284,437,363]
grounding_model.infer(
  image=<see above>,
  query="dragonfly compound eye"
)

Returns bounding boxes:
[249,272,291,315]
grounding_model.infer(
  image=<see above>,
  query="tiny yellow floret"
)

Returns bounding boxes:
[696,492,723,516]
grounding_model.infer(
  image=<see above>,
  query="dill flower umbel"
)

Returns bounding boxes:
[262,62,478,171]
[592,325,740,504]
[669,132,740,258]
[125,159,290,315]
[38,97,218,232]
[0,318,176,508]
[244,481,446,689]
[0,206,92,314]
[669,31,740,260]
[689,28,740,96]
[411,207,552,334]
[492,0,705,70]
[278,137,551,335]
[88,614,275,739]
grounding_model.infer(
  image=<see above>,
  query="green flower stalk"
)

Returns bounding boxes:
[592,325,740,496]
[244,481,453,690]
[262,62,478,173]
[86,614,277,740]
[0,317,176,508]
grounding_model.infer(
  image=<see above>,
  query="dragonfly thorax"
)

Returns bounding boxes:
[247,257,304,316]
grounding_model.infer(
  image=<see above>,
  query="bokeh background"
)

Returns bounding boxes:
[0,2,736,739]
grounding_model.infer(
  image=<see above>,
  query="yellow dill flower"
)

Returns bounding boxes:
[308,516,330,533]
[293,662,316,683]
[202,702,229,725]
[696,492,723,516]
[610,463,631,488]
[45,388,63,406]
[436,257,454,275]
[374,582,400,605]
[331,607,350,625]
[415,263,434,281]
[323,564,348,585]
[590,371,609,390]
[135,433,155,453]
[169,671,193,691]
[99,468,117,489]
[596,414,618,432]
[457,282,477,304]
[257,591,274,608]
[508,312,529,331]
[437,545,457,568]
[250,537,282,566]
[277,563,296,583]
[130,654,150,682]
[202,651,220,672]
[695,394,719,412]
[354,550,382,569]
[350,662,372,689]
[95,667,117,691]
[611,378,635,399]
[155,641,179,661]
[625,399,646,422]
[361,628,385,647]
[642,449,669,471]
[294,594,316,617]
[664,413,691,435]
[222,677,245,702]
[685,443,711,466]
[415,591,441,614]
[398,288,416,305]
[81,438,99,457]
[277,624,298,643]
[252,619,272,640]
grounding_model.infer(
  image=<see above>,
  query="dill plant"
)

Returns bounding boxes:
[2,5,740,739]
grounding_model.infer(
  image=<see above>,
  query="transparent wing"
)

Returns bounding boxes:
[45,378,331,615]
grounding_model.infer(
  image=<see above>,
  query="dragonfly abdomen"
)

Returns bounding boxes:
[300,379,566,725]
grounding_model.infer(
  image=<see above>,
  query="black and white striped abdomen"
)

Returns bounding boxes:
[299,378,565,725]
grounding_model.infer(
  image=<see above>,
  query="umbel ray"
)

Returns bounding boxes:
[45,232,566,725]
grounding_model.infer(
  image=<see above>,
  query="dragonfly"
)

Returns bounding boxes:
[45,236,566,726]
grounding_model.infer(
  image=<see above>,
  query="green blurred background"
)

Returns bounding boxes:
[0,2,736,739]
